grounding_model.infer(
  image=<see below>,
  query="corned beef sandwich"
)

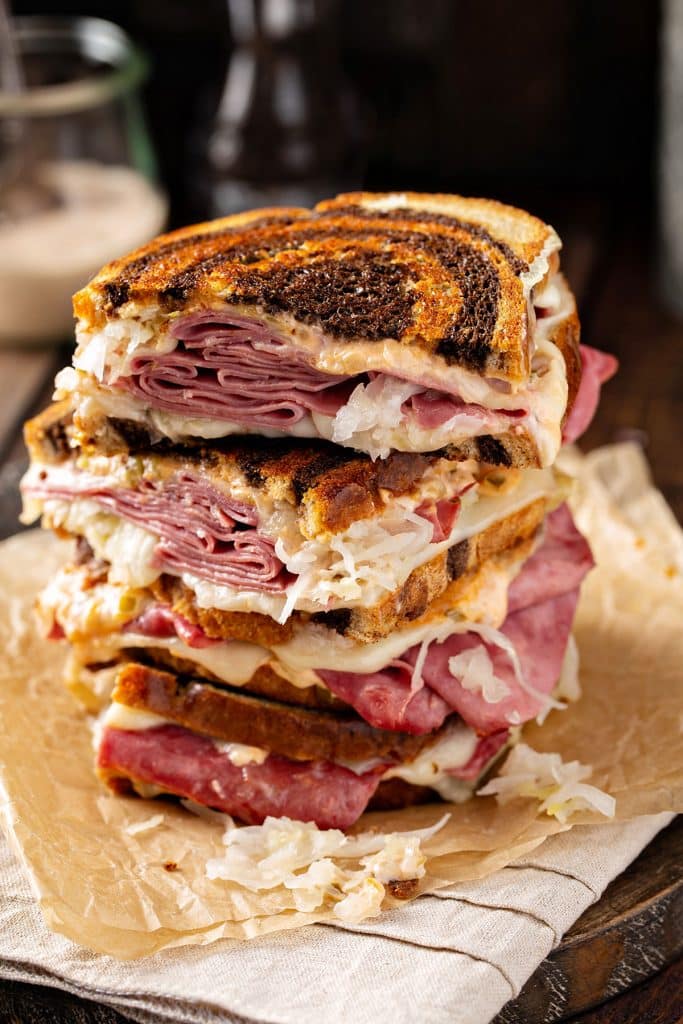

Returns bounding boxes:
[55,192,614,467]
[22,402,558,632]
[22,192,617,831]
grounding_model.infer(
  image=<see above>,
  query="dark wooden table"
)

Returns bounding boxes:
[0,196,680,1022]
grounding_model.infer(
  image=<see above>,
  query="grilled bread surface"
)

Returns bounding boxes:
[73,192,562,384]
[111,662,438,764]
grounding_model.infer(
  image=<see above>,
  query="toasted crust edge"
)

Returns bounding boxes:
[111,662,439,763]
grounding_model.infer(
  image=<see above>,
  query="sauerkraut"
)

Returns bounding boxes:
[478,744,616,824]
[205,814,449,923]
[448,647,511,704]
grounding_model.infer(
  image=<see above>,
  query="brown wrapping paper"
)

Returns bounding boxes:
[0,443,681,959]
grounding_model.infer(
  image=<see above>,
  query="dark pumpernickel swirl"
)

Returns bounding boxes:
[76,193,560,380]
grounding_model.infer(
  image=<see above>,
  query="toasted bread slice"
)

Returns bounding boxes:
[111,662,436,764]
[73,193,558,382]
[135,652,343,709]
[59,193,579,468]
[23,399,76,464]
[62,284,580,471]
[316,191,558,276]
[24,401,434,536]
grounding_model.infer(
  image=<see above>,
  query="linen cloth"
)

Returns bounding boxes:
[0,813,673,1024]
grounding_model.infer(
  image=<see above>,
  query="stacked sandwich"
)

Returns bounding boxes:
[21,192,617,829]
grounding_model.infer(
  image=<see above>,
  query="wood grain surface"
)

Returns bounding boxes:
[495,817,683,1022]
[0,199,680,1023]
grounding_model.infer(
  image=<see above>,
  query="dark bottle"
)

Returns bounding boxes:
[208,0,363,214]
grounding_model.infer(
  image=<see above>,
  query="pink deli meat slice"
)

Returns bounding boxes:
[420,589,580,734]
[98,724,516,826]
[319,505,593,736]
[98,724,385,829]
[414,498,462,543]
[124,606,220,648]
[316,664,453,736]
[562,345,618,443]
[115,312,526,439]
[25,471,290,593]
[320,589,580,737]
[118,313,356,428]
[405,391,526,431]
[506,502,594,614]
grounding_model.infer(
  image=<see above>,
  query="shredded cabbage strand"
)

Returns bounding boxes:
[275,504,436,621]
[448,646,511,704]
[467,622,567,721]
[205,813,449,923]
[331,376,423,459]
[478,744,616,824]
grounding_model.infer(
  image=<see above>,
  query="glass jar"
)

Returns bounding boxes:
[0,16,167,346]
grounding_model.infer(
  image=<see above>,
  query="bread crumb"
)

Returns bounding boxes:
[387,878,420,900]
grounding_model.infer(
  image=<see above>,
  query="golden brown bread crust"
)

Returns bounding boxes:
[73,206,309,318]
[147,581,298,645]
[112,662,439,764]
[150,494,546,644]
[137,649,343,710]
[316,192,556,269]
[554,301,582,429]
[23,399,75,464]
[73,192,562,383]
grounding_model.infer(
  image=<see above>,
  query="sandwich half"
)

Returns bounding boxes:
[22,402,561,632]
[40,503,594,828]
[56,192,600,468]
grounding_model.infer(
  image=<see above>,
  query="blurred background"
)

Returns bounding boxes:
[8,0,660,223]
[0,0,681,530]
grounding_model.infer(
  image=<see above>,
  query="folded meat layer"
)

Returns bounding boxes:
[60,294,580,467]
[96,700,510,828]
[98,723,387,830]
[81,504,593,830]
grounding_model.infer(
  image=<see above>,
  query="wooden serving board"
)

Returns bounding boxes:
[0,818,679,1024]
[496,816,683,1022]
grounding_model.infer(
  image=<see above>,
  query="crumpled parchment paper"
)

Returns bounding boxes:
[0,443,680,958]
